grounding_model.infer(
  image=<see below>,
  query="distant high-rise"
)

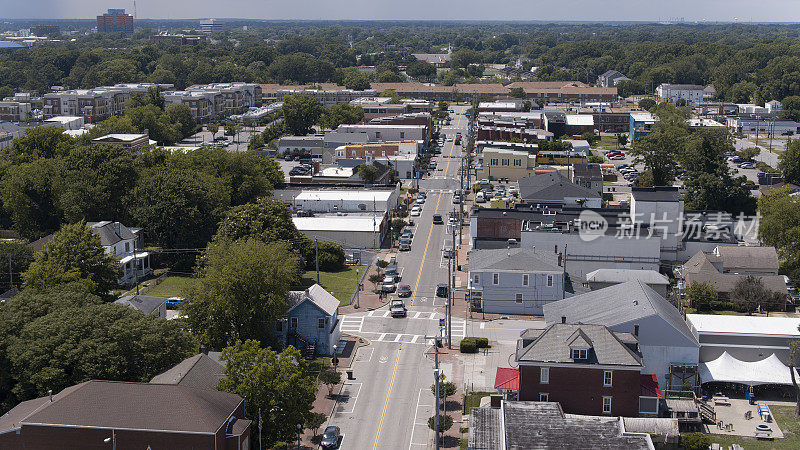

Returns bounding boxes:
[200,19,224,34]
[97,9,134,34]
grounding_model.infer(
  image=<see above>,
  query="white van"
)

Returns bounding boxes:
[475,192,486,203]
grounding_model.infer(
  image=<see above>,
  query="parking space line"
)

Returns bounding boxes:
[355,347,374,363]
[335,383,362,415]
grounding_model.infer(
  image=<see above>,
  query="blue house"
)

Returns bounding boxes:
[279,284,341,356]
[629,112,657,143]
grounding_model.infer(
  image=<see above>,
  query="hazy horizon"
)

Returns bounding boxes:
[1,0,799,23]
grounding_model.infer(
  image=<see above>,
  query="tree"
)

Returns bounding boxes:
[683,172,756,215]
[758,187,800,275]
[164,103,197,139]
[4,296,195,406]
[320,103,364,130]
[0,159,62,239]
[207,122,220,140]
[5,126,73,162]
[282,94,324,136]
[357,164,380,184]
[405,60,437,80]
[731,275,784,312]
[509,87,526,98]
[342,70,371,91]
[391,218,407,237]
[638,98,657,111]
[377,70,404,83]
[380,89,401,104]
[216,340,317,447]
[22,222,119,297]
[305,412,327,437]
[630,104,689,186]
[314,241,345,272]
[430,381,457,399]
[779,139,800,185]
[319,369,342,397]
[789,338,800,417]
[686,281,716,312]
[581,131,598,146]
[782,96,800,122]
[617,134,628,148]
[681,432,711,450]
[128,168,230,249]
[427,414,453,433]
[0,240,33,289]
[184,239,303,349]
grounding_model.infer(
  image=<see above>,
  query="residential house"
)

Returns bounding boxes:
[543,281,700,391]
[515,323,651,417]
[629,112,657,142]
[468,400,654,450]
[585,269,670,297]
[518,172,601,208]
[677,246,787,300]
[411,52,451,67]
[478,147,536,182]
[597,70,631,87]
[467,248,567,315]
[115,295,168,319]
[655,84,705,105]
[278,284,341,356]
[570,163,603,197]
[0,380,250,449]
[150,353,225,391]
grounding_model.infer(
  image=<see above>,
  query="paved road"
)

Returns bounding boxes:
[331,106,469,450]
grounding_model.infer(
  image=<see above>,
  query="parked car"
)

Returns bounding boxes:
[320,426,341,449]
[432,214,443,224]
[436,283,448,297]
[345,252,361,265]
[452,194,461,204]
[397,284,412,297]
[390,299,407,318]
[410,206,422,216]
[401,229,414,239]
[385,264,399,281]
[475,192,486,203]
[381,276,396,293]
[739,162,756,169]
[284,154,294,161]
[443,247,454,259]
[399,242,411,251]
[166,297,183,310]
[416,196,426,204]
[742,181,758,189]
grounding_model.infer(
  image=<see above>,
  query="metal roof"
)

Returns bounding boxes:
[687,314,800,337]
[585,269,669,285]
[292,215,379,232]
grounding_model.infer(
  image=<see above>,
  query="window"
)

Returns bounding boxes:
[571,348,588,360]
[540,367,549,384]
[290,317,298,329]
[539,393,549,402]
[602,396,612,414]
[513,159,521,166]
[493,273,499,285]
[522,274,529,286]
[400,132,405,139]
[501,159,509,166]
[603,371,613,387]
[515,293,523,303]
[473,274,480,284]
[318,318,326,329]
[490,158,499,166]
[125,242,130,253]
[547,275,553,287]
[375,131,382,139]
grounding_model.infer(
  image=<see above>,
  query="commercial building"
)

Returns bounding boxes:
[0,380,250,449]
[30,24,60,36]
[149,33,205,45]
[150,353,225,391]
[467,248,568,315]
[91,133,151,151]
[506,81,619,103]
[331,141,419,162]
[335,123,427,145]
[629,112,657,142]
[0,99,32,121]
[292,189,398,213]
[477,147,537,182]
[577,106,642,133]
[277,87,377,107]
[163,83,262,122]
[655,84,705,105]
[43,115,84,130]
[564,114,594,136]
[96,9,134,34]
[585,269,670,297]
[477,100,525,113]
[518,172,601,208]
[515,323,652,417]
[544,281,699,391]
[292,213,387,249]
[726,115,799,136]
[469,401,654,450]
[200,19,224,34]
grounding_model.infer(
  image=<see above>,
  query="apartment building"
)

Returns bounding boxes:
[577,106,642,133]
[0,99,32,121]
[277,88,377,107]
[478,147,537,182]
[163,83,262,122]
[96,9,134,34]
[42,83,173,123]
[655,83,705,105]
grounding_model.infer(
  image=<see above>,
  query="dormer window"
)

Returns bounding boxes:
[570,348,588,360]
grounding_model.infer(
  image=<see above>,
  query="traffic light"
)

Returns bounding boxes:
[439,318,446,328]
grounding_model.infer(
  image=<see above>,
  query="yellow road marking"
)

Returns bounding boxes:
[410,191,442,307]
[372,346,402,450]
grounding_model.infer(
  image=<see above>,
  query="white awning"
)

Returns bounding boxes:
[119,252,150,265]
[699,351,800,386]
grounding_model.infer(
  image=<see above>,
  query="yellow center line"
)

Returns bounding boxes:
[409,192,442,307]
[372,346,402,450]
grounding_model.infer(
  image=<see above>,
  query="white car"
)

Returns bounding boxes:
[410,206,422,216]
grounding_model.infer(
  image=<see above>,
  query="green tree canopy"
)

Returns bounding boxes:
[184,239,303,349]
[216,340,317,447]
[758,186,800,278]
[630,103,689,186]
[282,94,324,136]
[405,60,437,80]
[22,222,119,297]
[779,139,800,185]
[686,281,717,312]
[5,126,74,163]
[358,163,380,184]
[320,103,365,130]
[0,159,62,239]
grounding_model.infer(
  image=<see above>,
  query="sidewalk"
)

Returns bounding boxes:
[339,251,391,314]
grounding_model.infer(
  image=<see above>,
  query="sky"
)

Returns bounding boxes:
[2,0,799,22]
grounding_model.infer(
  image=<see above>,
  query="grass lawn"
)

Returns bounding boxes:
[145,275,198,298]
[695,405,800,450]
[597,135,624,151]
[295,265,364,306]
[463,392,493,414]
[684,307,750,316]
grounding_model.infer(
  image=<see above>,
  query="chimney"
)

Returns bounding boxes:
[634,324,639,337]
[557,252,563,267]
[48,390,53,402]
[114,221,121,237]
[561,316,566,324]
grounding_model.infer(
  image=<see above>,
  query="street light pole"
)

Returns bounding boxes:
[296,423,302,449]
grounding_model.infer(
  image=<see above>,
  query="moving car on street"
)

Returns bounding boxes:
[390,299,407,317]
[436,283,448,297]
[397,284,412,297]
[432,214,443,224]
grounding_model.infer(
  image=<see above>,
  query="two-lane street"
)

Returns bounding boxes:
[331,106,468,449]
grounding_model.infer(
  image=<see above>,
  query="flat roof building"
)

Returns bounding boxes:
[97,9,133,34]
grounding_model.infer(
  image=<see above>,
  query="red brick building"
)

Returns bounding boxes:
[515,323,647,417]
[0,380,250,449]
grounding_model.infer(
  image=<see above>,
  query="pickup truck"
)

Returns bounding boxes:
[390,299,407,317]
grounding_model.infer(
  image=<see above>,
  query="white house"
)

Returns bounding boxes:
[655,84,705,105]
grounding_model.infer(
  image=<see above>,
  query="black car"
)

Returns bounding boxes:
[397,284,412,297]
[436,283,448,297]
[432,214,443,224]
[320,426,341,448]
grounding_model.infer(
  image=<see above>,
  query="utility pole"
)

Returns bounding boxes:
[133,245,140,295]
[355,268,360,308]
[449,222,456,349]
[8,253,12,289]
[425,335,442,450]
[315,238,320,284]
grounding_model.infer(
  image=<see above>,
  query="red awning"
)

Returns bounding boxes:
[640,374,662,398]
[494,367,519,390]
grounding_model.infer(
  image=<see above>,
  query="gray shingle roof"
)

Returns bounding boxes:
[518,172,599,202]
[19,380,246,434]
[288,283,339,316]
[468,248,562,273]
[87,221,137,247]
[470,401,652,449]
[150,354,225,390]
[586,269,669,285]
[516,323,642,367]
[543,281,697,345]
[115,295,167,317]
[630,186,682,202]
[715,246,780,272]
